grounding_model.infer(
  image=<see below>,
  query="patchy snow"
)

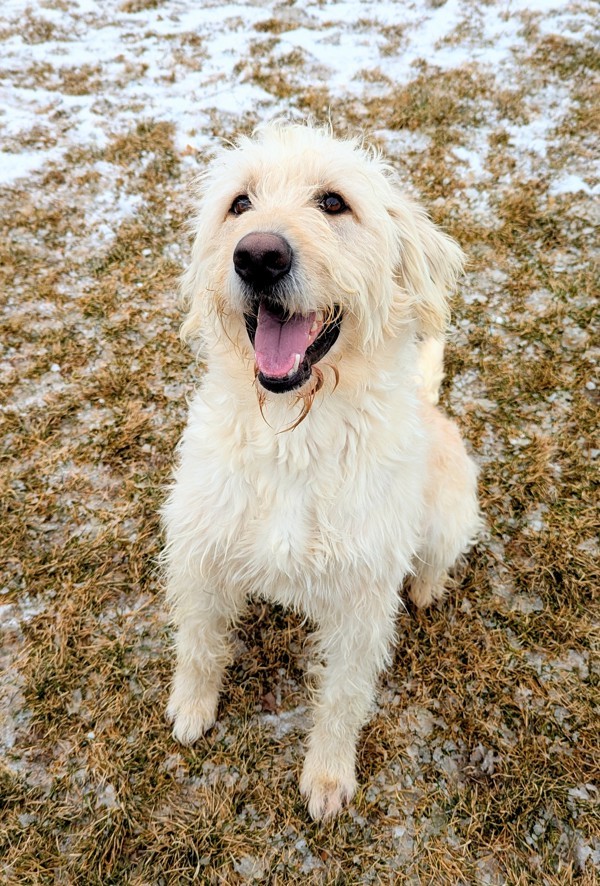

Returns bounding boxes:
[1,0,597,185]
[550,173,600,196]
[0,148,60,181]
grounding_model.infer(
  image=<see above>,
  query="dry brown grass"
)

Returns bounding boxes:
[366,64,492,144]
[1,5,598,884]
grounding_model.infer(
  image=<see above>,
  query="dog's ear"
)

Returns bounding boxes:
[179,238,206,348]
[178,171,221,350]
[388,196,464,338]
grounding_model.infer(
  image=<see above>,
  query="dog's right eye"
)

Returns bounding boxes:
[318,193,349,215]
[230,195,252,215]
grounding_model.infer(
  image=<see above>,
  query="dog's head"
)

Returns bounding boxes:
[181,122,463,395]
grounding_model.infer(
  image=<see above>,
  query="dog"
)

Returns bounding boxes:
[162,122,481,820]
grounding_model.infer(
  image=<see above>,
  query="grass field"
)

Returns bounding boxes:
[1,0,598,883]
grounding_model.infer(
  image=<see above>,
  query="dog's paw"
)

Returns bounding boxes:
[408,573,447,609]
[300,760,357,821]
[166,691,218,745]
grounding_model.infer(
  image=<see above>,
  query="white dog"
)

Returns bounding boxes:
[162,122,481,820]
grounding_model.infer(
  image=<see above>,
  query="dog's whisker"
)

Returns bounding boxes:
[253,368,275,429]
[322,362,340,392]
[275,367,324,434]
[211,294,251,361]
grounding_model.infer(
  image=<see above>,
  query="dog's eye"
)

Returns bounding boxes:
[318,193,349,215]
[230,195,252,215]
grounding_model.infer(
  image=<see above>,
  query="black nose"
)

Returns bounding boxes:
[233,232,292,289]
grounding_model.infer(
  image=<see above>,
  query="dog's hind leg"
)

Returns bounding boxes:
[407,562,450,609]
[416,336,445,406]
[300,586,398,820]
[408,407,481,608]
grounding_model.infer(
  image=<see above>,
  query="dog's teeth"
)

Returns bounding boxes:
[288,354,301,376]
[310,322,318,333]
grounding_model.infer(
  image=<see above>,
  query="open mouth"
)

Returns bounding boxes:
[244,301,342,393]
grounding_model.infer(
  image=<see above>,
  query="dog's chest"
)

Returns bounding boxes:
[174,388,425,604]
[209,444,347,575]
[188,424,419,598]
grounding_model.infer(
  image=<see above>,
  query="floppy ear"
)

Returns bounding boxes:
[179,231,208,348]
[388,197,465,338]
[178,170,226,351]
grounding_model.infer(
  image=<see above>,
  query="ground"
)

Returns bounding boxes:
[0,0,598,883]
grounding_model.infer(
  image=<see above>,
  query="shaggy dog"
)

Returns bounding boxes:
[162,123,481,820]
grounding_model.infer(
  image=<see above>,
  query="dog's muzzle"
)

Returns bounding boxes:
[234,231,341,394]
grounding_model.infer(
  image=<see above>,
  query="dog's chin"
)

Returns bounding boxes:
[256,360,312,394]
[244,302,342,394]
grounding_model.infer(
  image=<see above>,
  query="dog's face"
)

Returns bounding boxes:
[181,124,464,394]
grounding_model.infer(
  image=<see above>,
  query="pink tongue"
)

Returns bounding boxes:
[254,304,317,378]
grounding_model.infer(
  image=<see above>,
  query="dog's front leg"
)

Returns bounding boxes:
[166,577,243,746]
[300,588,398,820]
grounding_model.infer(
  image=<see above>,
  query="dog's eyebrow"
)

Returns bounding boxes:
[314,187,350,201]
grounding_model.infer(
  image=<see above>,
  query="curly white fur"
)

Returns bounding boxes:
[162,122,482,821]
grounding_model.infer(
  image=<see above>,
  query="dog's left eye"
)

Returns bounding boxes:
[230,195,252,215]
[318,193,349,215]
